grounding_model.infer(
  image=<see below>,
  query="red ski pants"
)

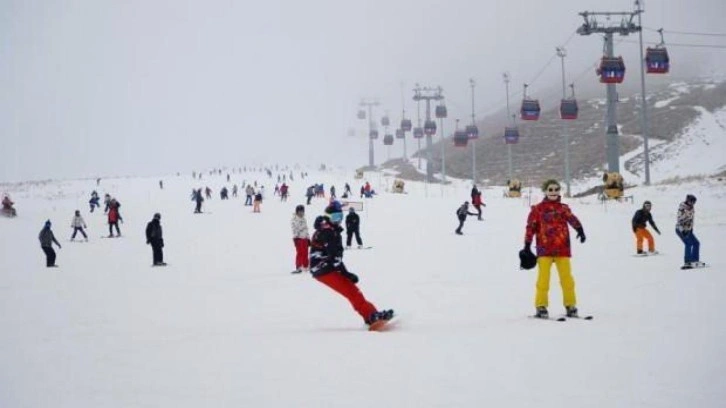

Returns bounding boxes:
[293,238,309,269]
[315,272,377,322]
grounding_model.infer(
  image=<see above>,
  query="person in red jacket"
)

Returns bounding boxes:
[107,198,123,237]
[523,179,585,319]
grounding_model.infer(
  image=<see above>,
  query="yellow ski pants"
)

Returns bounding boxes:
[535,256,576,308]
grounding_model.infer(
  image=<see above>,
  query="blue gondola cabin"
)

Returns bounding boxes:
[520,99,541,121]
[504,127,519,144]
[560,99,578,120]
[453,130,469,147]
[598,56,626,84]
[645,47,669,74]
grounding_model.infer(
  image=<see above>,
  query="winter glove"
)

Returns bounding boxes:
[575,228,586,243]
[341,270,359,284]
[524,242,532,252]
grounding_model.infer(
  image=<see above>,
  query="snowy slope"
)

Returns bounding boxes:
[1,166,725,407]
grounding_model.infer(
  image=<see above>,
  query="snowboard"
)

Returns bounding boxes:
[152,263,168,267]
[681,262,708,270]
[368,317,397,332]
[633,251,660,257]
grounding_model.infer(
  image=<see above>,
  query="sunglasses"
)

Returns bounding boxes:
[547,187,561,193]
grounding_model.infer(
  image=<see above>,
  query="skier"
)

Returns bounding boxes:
[39,220,61,267]
[345,207,364,248]
[308,210,393,327]
[70,210,88,241]
[454,201,477,235]
[632,200,660,254]
[291,204,310,274]
[280,183,289,202]
[305,185,315,205]
[205,187,212,199]
[192,188,204,213]
[471,185,485,220]
[232,184,238,198]
[220,187,228,200]
[145,213,166,266]
[245,185,255,206]
[159,180,163,189]
[103,193,111,213]
[107,198,122,237]
[1,194,17,217]
[253,191,263,213]
[676,194,702,269]
[523,179,585,319]
[89,191,100,213]
[330,185,336,199]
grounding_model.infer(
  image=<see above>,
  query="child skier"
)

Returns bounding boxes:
[471,186,485,221]
[308,208,393,328]
[455,201,477,235]
[291,204,310,274]
[70,210,88,241]
[676,194,703,269]
[523,179,585,319]
[107,198,122,237]
[39,220,61,267]
[632,201,660,254]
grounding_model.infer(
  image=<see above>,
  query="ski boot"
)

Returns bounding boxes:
[565,306,579,318]
[534,306,549,319]
[366,309,395,325]
[681,262,694,270]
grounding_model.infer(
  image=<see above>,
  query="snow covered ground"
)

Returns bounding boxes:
[1,164,725,407]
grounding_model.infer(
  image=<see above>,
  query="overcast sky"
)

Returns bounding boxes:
[2,0,725,182]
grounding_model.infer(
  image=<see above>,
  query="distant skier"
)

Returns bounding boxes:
[39,220,61,267]
[103,194,111,213]
[220,187,229,200]
[523,179,585,319]
[245,185,255,206]
[253,191,263,213]
[232,184,238,198]
[345,208,364,248]
[305,185,315,205]
[159,180,163,189]
[676,194,702,269]
[280,183,289,202]
[192,188,204,213]
[70,210,88,241]
[145,213,166,266]
[308,209,393,327]
[1,194,17,217]
[205,187,212,200]
[89,191,100,213]
[330,185,336,199]
[454,202,477,235]
[471,185,485,220]
[632,200,660,254]
[291,204,310,274]
[107,198,122,237]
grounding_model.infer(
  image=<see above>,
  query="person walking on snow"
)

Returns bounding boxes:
[455,202,477,235]
[676,194,702,269]
[632,201,660,254]
[308,209,393,327]
[70,210,88,241]
[471,185,485,221]
[291,204,310,274]
[39,220,61,267]
[89,191,100,213]
[523,179,586,319]
[345,207,364,248]
[146,213,166,266]
[107,198,122,237]
[253,191,263,212]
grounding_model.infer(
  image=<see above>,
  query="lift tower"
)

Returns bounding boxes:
[577,10,641,173]
[413,85,444,182]
[359,98,380,167]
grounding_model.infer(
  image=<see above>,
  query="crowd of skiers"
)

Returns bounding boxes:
[9,169,706,329]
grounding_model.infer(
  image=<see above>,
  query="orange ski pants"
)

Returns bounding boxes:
[634,227,655,252]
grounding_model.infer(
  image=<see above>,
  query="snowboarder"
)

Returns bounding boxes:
[455,201,477,235]
[345,208,364,248]
[291,204,310,274]
[308,209,393,327]
[107,198,122,237]
[145,213,165,266]
[523,179,585,319]
[632,200,660,254]
[676,194,702,269]
[39,220,61,267]
[70,210,88,241]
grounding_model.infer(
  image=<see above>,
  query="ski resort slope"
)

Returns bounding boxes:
[1,170,725,408]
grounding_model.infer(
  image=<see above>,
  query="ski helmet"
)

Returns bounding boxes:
[686,194,697,204]
[519,248,537,270]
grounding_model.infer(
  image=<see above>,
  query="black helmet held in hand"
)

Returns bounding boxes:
[519,248,537,270]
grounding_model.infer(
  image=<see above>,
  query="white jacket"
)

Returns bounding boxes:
[291,214,309,239]
[71,215,87,228]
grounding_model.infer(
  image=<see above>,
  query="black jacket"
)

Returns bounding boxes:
[145,219,164,245]
[632,209,659,232]
[345,212,360,232]
[309,224,345,277]
[456,204,476,221]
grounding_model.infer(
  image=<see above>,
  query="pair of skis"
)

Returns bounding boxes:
[530,315,593,322]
